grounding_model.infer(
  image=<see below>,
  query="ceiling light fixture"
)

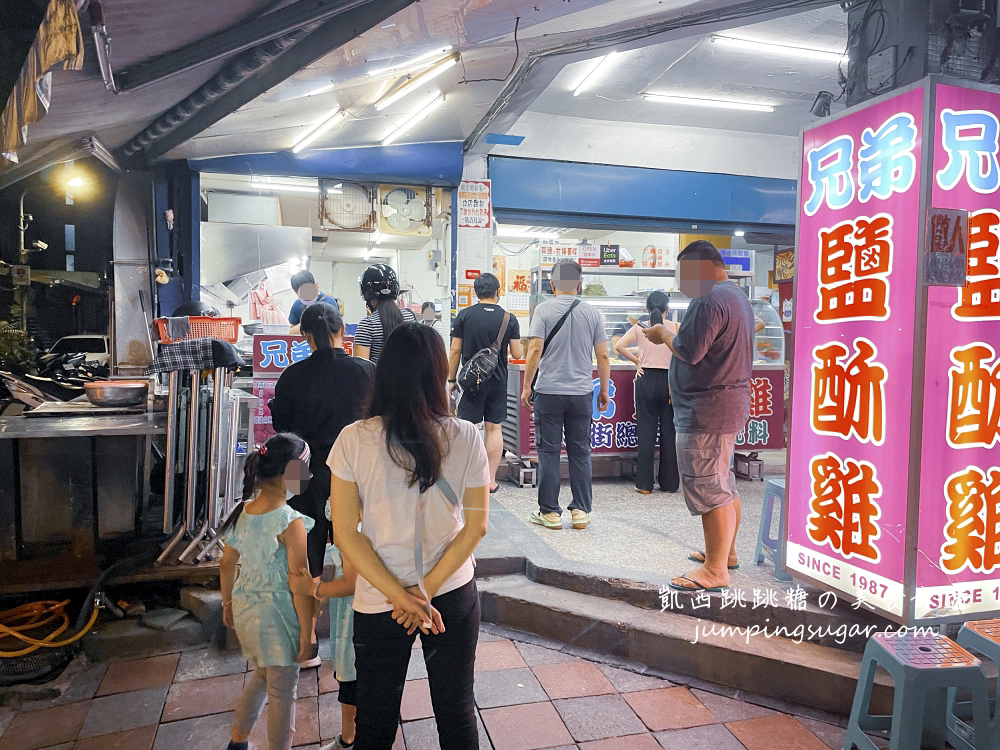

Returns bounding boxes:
[643,93,774,112]
[734,230,745,237]
[249,180,319,193]
[291,107,346,153]
[375,54,459,111]
[381,92,445,146]
[573,52,619,97]
[368,46,452,77]
[304,82,336,97]
[67,177,84,188]
[712,35,847,64]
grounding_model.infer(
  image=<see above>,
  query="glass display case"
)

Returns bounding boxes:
[752,299,785,364]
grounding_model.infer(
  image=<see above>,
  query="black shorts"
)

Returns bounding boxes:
[457,377,507,425]
[286,495,331,577]
[338,679,357,706]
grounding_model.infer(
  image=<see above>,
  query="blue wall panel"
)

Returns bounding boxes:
[189,142,464,187]
[488,156,796,229]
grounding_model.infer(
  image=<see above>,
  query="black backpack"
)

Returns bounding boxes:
[457,311,510,395]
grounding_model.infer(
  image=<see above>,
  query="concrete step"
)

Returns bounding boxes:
[82,615,206,661]
[478,574,892,717]
[483,502,888,653]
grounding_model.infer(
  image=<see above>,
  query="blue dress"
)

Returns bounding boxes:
[324,501,356,682]
[224,505,315,667]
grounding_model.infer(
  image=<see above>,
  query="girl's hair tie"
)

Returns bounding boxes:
[259,445,268,456]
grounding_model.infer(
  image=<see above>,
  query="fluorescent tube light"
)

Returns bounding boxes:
[304,82,336,97]
[249,180,319,193]
[712,35,847,64]
[381,93,445,146]
[291,107,346,153]
[643,93,774,113]
[375,55,459,111]
[368,47,452,77]
[573,52,619,97]
[734,230,745,237]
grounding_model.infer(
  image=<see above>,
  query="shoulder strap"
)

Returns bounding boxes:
[530,297,581,394]
[541,298,580,356]
[411,475,463,622]
[490,312,511,355]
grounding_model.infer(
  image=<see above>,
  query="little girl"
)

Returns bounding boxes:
[220,433,316,750]
[289,503,359,748]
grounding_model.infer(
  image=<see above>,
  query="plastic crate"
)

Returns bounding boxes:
[155,317,241,344]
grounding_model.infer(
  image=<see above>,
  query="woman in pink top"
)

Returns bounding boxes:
[614,292,680,494]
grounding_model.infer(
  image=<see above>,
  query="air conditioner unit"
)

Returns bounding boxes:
[377,184,433,237]
[319,180,376,232]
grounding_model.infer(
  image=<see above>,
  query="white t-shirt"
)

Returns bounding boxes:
[329,416,490,613]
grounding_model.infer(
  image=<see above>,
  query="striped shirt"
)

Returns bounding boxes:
[354,307,418,364]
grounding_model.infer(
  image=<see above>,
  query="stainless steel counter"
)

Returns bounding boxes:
[0,412,166,439]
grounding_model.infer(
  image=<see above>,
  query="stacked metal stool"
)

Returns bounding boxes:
[844,630,991,750]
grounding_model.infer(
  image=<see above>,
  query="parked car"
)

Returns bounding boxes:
[47,335,110,366]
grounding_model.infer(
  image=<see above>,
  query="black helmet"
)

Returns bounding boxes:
[359,264,399,302]
[172,300,220,317]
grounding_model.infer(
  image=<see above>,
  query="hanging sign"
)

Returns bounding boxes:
[457,180,491,229]
[600,244,620,266]
[539,240,578,268]
[507,269,530,313]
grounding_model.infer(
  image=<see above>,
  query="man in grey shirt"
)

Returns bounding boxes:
[521,260,610,530]
[644,241,753,593]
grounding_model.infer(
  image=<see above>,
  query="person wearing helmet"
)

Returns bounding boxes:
[353,264,417,365]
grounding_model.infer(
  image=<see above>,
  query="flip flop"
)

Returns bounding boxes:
[490,483,501,494]
[668,575,728,593]
[687,550,740,570]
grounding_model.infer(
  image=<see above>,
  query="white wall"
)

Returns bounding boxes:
[490,112,800,180]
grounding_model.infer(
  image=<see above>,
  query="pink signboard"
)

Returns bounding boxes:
[914,83,1000,619]
[787,87,925,618]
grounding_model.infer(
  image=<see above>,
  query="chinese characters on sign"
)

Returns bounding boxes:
[807,453,882,562]
[507,269,530,313]
[539,240,579,268]
[815,215,894,322]
[735,369,783,450]
[457,180,491,229]
[788,87,924,619]
[923,208,969,286]
[915,85,1000,619]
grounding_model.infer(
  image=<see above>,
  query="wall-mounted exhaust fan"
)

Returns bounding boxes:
[319,180,376,232]
[377,185,432,236]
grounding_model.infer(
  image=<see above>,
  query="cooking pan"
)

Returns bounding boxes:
[84,380,148,407]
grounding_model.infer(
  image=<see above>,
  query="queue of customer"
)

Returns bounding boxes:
[219,247,753,748]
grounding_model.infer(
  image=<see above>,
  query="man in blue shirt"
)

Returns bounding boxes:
[288,270,338,327]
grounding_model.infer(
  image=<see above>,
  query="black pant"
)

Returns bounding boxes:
[533,393,593,514]
[353,580,480,750]
[635,369,679,492]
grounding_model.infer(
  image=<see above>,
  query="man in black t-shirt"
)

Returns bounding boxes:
[449,273,523,492]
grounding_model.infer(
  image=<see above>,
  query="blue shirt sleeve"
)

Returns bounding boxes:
[288,299,303,326]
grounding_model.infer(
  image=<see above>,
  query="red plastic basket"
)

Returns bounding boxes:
[155,317,241,344]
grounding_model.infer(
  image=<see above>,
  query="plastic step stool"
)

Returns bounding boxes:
[843,632,990,750]
[755,477,792,582]
[953,620,1000,750]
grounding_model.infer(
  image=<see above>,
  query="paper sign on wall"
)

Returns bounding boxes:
[457,180,491,229]
[507,269,530,313]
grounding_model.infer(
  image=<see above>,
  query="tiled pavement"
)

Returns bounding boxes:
[0,627,861,750]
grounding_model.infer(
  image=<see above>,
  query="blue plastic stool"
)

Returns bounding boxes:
[755,477,792,582]
[844,632,991,750]
[953,620,1000,750]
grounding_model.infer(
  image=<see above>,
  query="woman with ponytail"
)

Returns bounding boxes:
[614,291,680,494]
[353,264,417,365]
[219,432,316,750]
[270,302,373,747]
